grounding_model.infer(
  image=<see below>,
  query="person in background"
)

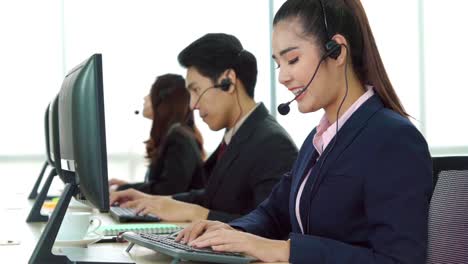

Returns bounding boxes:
[110,33,298,223]
[109,73,206,195]
[175,1,433,263]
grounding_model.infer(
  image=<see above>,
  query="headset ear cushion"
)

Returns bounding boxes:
[325,40,341,60]
[220,78,232,91]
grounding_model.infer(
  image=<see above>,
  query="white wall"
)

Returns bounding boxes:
[0,0,271,184]
[1,1,467,189]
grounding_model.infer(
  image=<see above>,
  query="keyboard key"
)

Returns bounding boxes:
[123,232,254,264]
[109,206,160,222]
[139,234,243,257]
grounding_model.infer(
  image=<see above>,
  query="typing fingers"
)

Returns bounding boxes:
[109,191,123,205]
[191,230,242,250]
[121,199,139,209]
[140,204,158,217]
[175,221,201,244]
[186,221,210,244]
[175,226,189,242]
[110,189,134,205]
[192,230,247,253]
[189,229,221,246]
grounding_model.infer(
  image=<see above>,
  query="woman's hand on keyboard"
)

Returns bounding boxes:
[175,220,234,244]
[109,188,151,206]
[189,229,290,262]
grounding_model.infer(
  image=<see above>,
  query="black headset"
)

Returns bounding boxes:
[277,1,342,116]
[325,40,341,59]
[303,0,349,235]
[213,77,232,92]
[321,0,341,60]
[212,49,245,92]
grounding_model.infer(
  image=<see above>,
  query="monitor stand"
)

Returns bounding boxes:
[26,168,57,222]
[28,161,49,199]
[28,183,135,264]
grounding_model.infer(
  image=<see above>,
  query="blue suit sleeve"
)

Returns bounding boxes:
[289,124,433,264]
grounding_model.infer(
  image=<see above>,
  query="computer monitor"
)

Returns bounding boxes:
[29,54,132,264]
[58,53,109,212]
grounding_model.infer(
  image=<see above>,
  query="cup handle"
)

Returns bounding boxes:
[87,217,102,236]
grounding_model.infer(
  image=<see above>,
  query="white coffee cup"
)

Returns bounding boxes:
[56,212,101,241]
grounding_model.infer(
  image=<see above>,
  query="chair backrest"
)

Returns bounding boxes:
[427,156,468,264]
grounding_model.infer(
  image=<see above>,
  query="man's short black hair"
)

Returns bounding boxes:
[178,33,257,98]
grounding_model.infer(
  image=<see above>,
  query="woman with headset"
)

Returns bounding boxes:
[175,0,432,263]
[109,73,206,195]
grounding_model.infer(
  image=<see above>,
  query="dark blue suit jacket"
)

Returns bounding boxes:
[230,95,433,264]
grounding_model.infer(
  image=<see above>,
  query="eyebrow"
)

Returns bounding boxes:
[272,46,299,59]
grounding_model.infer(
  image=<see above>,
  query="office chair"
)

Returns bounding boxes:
[427,156,468,263]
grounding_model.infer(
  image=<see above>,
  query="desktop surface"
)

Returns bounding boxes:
[2,194,288,264]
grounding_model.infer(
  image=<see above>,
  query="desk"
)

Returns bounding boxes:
[1,194,288,264]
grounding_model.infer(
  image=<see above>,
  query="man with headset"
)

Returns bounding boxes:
[110,33,298,223]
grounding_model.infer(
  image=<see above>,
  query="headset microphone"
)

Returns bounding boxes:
[277,41,340,116]
[277,102,292,116]
[134,110,139,115]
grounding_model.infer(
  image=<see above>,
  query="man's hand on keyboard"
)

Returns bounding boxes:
[109,188,151,206]
[120,196,209,222]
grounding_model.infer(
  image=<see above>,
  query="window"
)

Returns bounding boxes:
[63,0,272,155]
[2,1,467,186]
[1,0,273,183]
[424,0,468,151]
[0,0,63,156]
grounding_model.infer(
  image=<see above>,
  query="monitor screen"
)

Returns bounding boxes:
[58,54,109,212]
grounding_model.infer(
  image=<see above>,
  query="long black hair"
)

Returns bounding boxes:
[145,74,205,165]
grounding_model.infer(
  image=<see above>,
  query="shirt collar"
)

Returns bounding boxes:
[313,86,375,153]
[224,103,260,145]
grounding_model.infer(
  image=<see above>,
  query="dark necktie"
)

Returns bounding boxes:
[217,141,227,161]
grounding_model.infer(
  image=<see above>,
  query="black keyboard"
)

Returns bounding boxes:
[123,232,255,264]
[109,206,161,223]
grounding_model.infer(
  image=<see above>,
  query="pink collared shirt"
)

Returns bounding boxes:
[295,87,375,234]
